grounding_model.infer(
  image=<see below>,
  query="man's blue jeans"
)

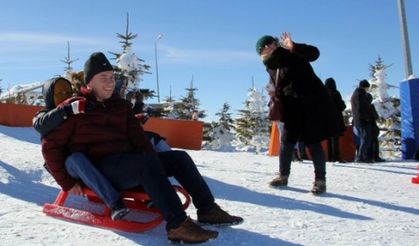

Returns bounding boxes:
[96,150,215,231]
[65,152,120,209]
[356,124,372,162]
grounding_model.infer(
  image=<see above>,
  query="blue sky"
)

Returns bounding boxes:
[0,0,418,121]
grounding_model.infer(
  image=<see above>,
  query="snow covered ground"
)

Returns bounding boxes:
[0,125,418,245]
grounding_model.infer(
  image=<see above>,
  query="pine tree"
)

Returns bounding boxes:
[368,57,401,159]
[248,87,270,153]
[235,86,270,153]
[207,103,235,151]
[109,13,151,95]
[161,87,178,119]
[171,77,206,120]
[60,41,78,75]
[215,102,235,131]
[60,42,83,93]
[235,100,254,146]
[369,56,386,79]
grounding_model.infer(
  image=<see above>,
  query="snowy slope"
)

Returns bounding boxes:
[0,125,418,246]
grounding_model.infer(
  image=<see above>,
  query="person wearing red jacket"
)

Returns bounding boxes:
[41,52,242,244]
[34,77,129,221]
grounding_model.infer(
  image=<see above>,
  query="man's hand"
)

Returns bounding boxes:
[68,182,84,196]
[279,32,294,51]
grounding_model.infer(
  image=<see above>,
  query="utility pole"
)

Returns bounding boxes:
[154,34,163,103]
[397,0,413,78]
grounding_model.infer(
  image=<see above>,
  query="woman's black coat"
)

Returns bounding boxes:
[263,43,344,144]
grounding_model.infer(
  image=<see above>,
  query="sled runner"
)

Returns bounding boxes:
[43,185,191,232]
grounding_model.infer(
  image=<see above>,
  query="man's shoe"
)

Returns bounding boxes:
[311,180,326,195]
[168,217,218,244]
[110,199,130,221]
[197,204,243,226]
[269,175,288,187]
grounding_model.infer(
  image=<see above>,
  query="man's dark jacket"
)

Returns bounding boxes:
[350,87,373,127]
[41,90,155,191]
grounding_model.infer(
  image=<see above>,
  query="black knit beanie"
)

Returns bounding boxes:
[84,52,113,84]
[359,80,370,88]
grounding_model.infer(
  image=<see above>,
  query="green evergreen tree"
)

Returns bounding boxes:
[161,90,178,119]
[109,13,152,95]
[60,41,78,75]
[369,56,386,79]
[207,102,235,151]
[172,77,206,120]
[215,102,235,131]
[235,86,270,153]
[235,95,256,145]
[368,57,401,159]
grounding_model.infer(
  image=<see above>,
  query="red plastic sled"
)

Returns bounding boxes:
[43,185,191,232]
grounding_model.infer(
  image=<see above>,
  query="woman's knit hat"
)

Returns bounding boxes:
[255,35,277,55]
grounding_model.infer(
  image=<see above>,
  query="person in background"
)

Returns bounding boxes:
[126,90,145,115]
[367,93,385,162]
[42,52,243,243]
[350,80,373,163]
[256,33,343,194]
[324,77,347,162]
[33,77,129,221]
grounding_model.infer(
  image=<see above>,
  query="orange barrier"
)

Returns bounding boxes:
[0,103,42,127]
[268,124,356,162]
[143,118,203,150]
[268,123,280,156]
[0,103,203,150]
[339,126,357,162]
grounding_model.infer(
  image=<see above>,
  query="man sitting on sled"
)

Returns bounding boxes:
[34,76,171,222]
[41,52,243,244]
[34,76,131,221]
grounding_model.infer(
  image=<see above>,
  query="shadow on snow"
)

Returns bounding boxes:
[204,176,419,218]
[0,125,40,145]
[0,160,58,206]
[114,224,301,246]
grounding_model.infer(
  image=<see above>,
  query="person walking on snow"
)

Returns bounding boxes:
[256,33,343,194]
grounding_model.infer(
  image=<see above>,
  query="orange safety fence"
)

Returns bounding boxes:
[268,124,356,162]
[143,117,203,150]
[0,103,203,150]
[0,103,42,127]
